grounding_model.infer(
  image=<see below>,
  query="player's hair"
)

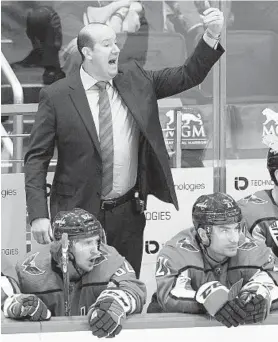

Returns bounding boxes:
[77,22,109,61]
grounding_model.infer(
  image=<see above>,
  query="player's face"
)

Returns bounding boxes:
[86,25,120,81]
[71,236,101,272]
[208,223,241,260]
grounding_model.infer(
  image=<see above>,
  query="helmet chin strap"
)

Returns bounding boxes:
[68,253,86,278]
[66,241,86,278]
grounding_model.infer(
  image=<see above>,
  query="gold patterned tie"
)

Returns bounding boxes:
[96,81,114,197]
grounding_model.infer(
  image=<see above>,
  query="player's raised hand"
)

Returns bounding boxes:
[200,1,224,37]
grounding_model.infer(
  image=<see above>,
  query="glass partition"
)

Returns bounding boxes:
[223,1,278,202]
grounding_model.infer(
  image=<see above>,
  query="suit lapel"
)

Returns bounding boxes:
[68,72,101,156]
[113,70,147,137]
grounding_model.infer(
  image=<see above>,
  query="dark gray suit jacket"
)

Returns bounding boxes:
[24,38,224,222]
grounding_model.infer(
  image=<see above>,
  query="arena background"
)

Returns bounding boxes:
[1,0,278,312]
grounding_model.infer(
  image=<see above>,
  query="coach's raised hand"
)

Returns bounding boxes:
[201,1,224,38]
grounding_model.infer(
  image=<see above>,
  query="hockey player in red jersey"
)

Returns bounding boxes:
[1,208,146,338]
[148,193,278,327]
[238,136,278,256]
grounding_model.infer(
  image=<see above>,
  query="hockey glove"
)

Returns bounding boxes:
[238,282,271,324]
[214,298,246,328]
[88,296,126,338]
[196,281,246,328]
[3,294,51,321]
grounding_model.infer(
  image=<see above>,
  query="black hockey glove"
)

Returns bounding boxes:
[238,283,271,324]
[3,294,51,321]
[196,281,246,328]
[88,296,126,338]
[214,298,246,328]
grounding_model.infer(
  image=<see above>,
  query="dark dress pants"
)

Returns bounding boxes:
[98,200,146,279]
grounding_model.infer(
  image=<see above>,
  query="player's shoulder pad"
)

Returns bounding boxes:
[235,234,274,267]
[17,246,51,276]
[238,234,258,252]
[159,228,203,268]
[166,227,200,252]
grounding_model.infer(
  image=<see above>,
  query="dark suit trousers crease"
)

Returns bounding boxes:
[97,201,146,279]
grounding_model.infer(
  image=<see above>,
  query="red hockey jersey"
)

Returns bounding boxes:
[155,227,278,314]
[2,244,146,316]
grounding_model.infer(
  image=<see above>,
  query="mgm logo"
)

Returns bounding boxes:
[165,107,207,147]
[178,108,206,140]
[262,108,278,136]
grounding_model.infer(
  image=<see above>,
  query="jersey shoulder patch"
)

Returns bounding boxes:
[94,253,108,267]
[94,249,109,267]
[238,236,258,251]
[177,236,200,253]
[94,244,113,267]
[21,252,45,275]
[95,244,123,274]
[241,193,268,205]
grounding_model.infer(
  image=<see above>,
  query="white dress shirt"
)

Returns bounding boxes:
[80,67,140,200]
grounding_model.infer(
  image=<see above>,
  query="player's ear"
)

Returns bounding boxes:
[197,227,210,246]
[274,169,278,182]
